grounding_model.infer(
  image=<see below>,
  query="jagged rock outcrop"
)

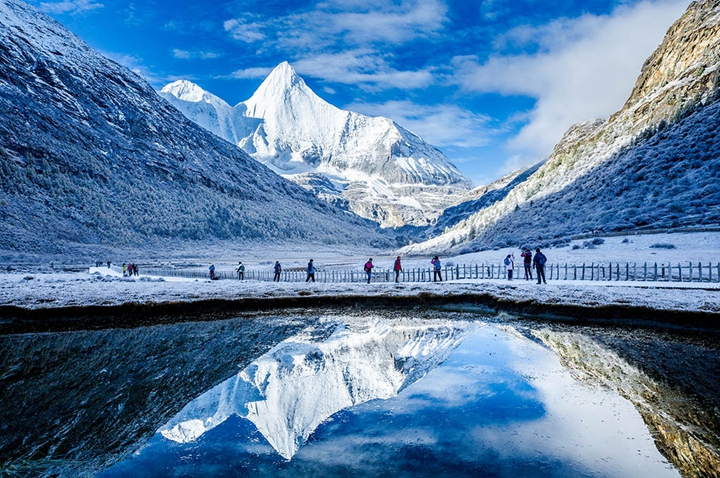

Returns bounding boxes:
[0,0,388,258]
[160,63,472,228]
[404,0,720,253]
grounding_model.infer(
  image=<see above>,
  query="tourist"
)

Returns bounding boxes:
[431,256,443,282]
[273,261,282,282]
[209,264,216,280]
[521,249,533,281]
[236,261,245,280]
[364,258,374,283]
[393,256,402,283]
[306,259,316,282]
[504,254,514,280]
[533,248,547,284]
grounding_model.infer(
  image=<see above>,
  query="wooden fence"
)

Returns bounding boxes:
[138,262,720,284]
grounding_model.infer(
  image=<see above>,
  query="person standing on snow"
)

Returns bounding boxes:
[209,264,216,280]
[533,248,547,284]
[504,254,514,280]
[431,256,442,282]
[306,259,316,282]
[393,256,402,283]
[364,258,374,284]
[236,261,245,280]
[273,261,282,282]
[520,249,533,281]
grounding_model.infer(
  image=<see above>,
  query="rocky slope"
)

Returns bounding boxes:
[404,0,720,253]
[534,327,720,478]
[160,63,472,228]
[0,314,309,477]
[0,0,389,258]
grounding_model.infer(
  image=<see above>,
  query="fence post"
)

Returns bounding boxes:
[654,263,658,281]
[689,262,693,282]
[699,262,702,282]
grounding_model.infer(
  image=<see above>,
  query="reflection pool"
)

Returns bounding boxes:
[96,317,680,477]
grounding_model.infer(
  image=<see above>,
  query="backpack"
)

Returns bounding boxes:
[504,257,510,266]
[538,254,547,266]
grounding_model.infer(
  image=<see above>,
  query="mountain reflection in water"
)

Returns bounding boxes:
[99,317,693,478]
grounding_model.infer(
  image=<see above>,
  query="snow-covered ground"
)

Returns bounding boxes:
[0,233,717,315]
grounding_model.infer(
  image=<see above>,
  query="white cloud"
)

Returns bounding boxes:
[229,66,274,79]
[347,100,494,148]
[294,51,435,90]
[172,49,221,60]
[223,17,266,42]
[39,0,102,14]
[222,0,447,90]
[451,0,690,160]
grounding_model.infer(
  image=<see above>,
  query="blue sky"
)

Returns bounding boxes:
[30,0,690,185]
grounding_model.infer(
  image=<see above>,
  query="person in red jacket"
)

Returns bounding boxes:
[364,258,374,284]
[393,256,402,283]
[520,249,533,281]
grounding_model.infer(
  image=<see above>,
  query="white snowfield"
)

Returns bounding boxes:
[1,271,716,313]
[1,233,717,314]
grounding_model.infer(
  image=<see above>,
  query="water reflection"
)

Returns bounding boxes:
[99,318,689,477]
[2,313,717,477]
[157,318,476,460]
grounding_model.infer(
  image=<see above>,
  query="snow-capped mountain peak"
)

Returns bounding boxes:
[161,80,228,106]
[160,62,472,227]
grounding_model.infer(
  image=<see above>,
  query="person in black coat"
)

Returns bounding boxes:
[533,248,547,284]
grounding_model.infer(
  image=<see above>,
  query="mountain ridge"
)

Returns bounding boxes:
[403,0,720,253]
[160,62,472,228]
[0,0,389,257]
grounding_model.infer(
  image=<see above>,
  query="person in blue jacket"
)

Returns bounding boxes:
[306,259,316,282]
[273,261,282,282]
[533,248,547,284]
[431,256,442,282]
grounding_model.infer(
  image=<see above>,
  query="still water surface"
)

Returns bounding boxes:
[1,312,717,477]
[99,317,679,477]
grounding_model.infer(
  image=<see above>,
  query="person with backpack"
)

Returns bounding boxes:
[273,261,282,282]
[364,258,374,284]
[533,248,547,284]
[306,259,316,282]
[504,254,514,280]
[209,264,216,280]
[393,256,402,283]
[520,249,533,281]
[236,261,245,280]
[431,256,442,282]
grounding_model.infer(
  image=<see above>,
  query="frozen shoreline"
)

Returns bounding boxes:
[1,267,718,334]
[2,232,718,333]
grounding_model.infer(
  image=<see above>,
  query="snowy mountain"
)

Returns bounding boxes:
[158,319,474,459]
[404,0,720,253]
[0,0,390,257]
[160,63,472,228]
